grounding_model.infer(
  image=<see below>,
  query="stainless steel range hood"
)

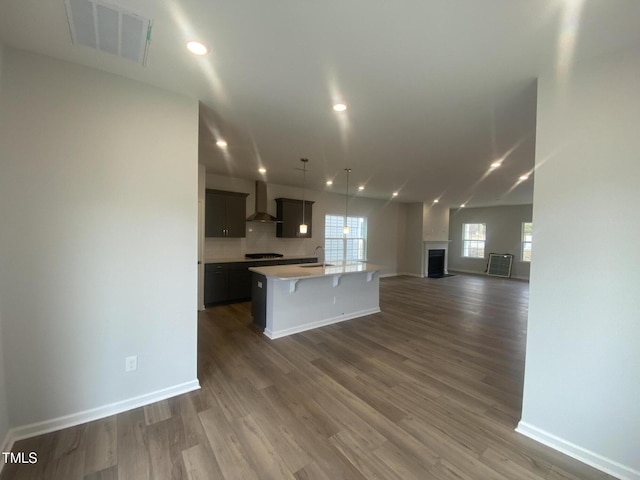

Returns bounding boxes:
[246,181,280,222]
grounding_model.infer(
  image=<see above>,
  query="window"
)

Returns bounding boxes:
[522,222,533,262]
[324,214,367,263]
[462,223,486,258]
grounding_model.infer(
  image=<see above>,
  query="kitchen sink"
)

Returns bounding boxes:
[299,264,334,268]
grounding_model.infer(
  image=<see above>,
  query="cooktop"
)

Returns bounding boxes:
[245,253,284,259]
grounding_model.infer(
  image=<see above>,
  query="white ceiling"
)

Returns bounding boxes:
[2,0,640,206]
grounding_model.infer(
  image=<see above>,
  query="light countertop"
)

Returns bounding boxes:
[203,255,317,264]
[249,261,384,280]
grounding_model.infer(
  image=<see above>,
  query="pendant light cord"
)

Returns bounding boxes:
[345,168,351,232]
[300,158,309,233]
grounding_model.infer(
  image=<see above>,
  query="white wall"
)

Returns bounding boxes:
[0,48,199,430]
[0,39,10,451]
[203,173,402,275]
[422,203,449,242]
[519,45,640,480]
[448,204,533,280]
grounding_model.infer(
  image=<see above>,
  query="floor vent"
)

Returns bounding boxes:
[486,254,514,278]
[64,0,152,65]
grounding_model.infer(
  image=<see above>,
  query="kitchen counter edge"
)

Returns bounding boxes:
[204,255,318,264]
[248,262,384,281]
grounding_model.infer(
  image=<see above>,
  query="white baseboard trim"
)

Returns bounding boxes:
[379,272,398,278]
[449,269,529,281]
[5,379,200,447]
[395,272,423,278]
[0,429,14,475]
[265,307,381,340]
[516,421,640,480]
[449,268,484,275]
[510,275,530,281]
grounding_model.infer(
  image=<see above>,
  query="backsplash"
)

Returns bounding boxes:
[203,222,314,259]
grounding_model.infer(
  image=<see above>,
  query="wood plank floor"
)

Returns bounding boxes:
[1,274,615,480]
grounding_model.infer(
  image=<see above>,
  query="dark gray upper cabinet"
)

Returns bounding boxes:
[205,189,249,238]
[275,198,314,238]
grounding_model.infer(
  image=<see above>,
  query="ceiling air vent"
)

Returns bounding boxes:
[64,0,152,65]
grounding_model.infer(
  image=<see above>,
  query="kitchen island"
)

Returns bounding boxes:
[250,262,383,339]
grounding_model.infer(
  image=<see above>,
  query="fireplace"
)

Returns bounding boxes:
[427,249,446,278]
[423,241,450,277]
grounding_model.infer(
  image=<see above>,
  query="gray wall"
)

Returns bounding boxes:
[448,205,533,279]
[519,45,640,478]
[0,39,9,450]
[397,203,424,276]
[0,48,199,429]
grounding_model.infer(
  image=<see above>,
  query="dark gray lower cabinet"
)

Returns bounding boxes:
[204,257,317,306]
[204,262,254,306]
[204,264,228,305]
[228,263,254,302]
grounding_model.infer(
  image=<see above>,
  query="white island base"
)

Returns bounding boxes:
[249,263,382,339]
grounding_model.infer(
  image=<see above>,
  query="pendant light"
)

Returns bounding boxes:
[344,168,351,235]
[299,158,309,235]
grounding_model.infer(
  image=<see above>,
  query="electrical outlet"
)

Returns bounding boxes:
[125,355,137,372]
[333,296,337,304]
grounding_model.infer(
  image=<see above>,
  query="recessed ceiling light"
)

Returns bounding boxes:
[433,199,439,203]
[358,185,365,191]
[326,180,333,186]
[460,204,466,208]
[333,103,347,112]
[519,174,529,181]
[392,192,399,197]
[186,41,208,56]
[258,167,267,174]
[216,140,227,148]
[490,161,502,168]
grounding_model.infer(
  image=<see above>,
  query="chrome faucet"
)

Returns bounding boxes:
[313,245,325,267]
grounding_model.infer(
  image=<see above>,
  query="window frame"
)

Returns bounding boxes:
[324,214,367,263]
[461,223,487,258]
[521,222,533,262]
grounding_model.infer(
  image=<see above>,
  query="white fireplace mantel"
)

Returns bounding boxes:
[424,240,452,276]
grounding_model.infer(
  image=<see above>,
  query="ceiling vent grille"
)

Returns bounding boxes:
[64,0,152,65]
